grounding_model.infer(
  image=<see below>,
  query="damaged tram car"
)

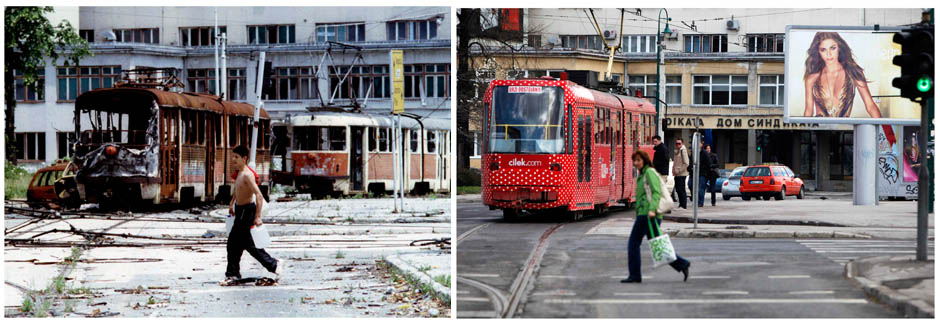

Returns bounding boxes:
[481,77,658,220]
[71,87,271,206]
[273,111,450,198]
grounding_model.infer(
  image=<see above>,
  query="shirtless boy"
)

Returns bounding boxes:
[225,145,281,283]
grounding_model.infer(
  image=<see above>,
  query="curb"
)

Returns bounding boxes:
[664,229,871,239]
[384,254,451,303]
[662,215,846,227]
[845,260,935,318]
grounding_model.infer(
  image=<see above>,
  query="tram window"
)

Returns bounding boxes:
[426,131,436,153]
[379,128,390,152]
[368,128,377,152]
[410,130,419,152]
[197,112,205,145]
[329,127,346,151]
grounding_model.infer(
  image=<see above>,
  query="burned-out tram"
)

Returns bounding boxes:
[70,75,272,206]
[481,77,658,220]
[273,111,450,198]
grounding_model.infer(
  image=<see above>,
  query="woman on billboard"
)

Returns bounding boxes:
[803,32,883,118]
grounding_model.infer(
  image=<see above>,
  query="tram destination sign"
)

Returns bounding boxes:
[664,115,852,130]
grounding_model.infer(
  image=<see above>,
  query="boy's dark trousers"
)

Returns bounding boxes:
[225,203,277,278]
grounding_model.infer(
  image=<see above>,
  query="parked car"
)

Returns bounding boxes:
[739,165,805,201]
[26,163,67,208]
[721,166,749,200]
[687,168,731,193]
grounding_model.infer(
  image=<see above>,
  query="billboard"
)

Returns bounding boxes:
[784,26,921,125]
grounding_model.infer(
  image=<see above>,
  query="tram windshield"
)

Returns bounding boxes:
[488,85,565,154]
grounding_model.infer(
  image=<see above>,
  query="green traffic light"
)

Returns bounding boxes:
[917,76,932,93]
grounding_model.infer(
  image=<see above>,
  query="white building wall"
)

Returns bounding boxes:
[14,6,450,168]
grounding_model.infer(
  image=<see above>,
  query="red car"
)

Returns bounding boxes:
[739,165,805,201]
[26,163,67,208]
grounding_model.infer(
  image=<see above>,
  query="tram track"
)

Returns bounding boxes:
[458,221,568,318]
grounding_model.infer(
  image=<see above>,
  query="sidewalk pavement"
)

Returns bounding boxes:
[457,192,934,318]
[384,252,452,306]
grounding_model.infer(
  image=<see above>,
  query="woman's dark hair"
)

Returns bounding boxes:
[632,150,653,168]
[804,32,867,83]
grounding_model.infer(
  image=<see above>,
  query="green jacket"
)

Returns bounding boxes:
[635,166,663,218]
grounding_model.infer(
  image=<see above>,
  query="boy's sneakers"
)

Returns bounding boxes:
[221,276,240,286]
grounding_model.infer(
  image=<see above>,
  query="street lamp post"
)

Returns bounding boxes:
[656,9,671,139]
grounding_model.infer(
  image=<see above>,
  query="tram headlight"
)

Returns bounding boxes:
[550,163,562,171]
[489,162,500,171]
[105,145,118,157]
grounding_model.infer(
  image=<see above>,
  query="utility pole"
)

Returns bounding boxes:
[656,9,671,139]
[214,8,220,96]
[249,52,266,168]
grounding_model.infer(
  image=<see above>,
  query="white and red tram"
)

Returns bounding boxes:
[481,76,659,219]
[275,111,450,197]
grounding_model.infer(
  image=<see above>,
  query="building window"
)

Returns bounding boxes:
[268,67,318,101]
[227,69,247,100]
[57,132,76,159]
[425,64,449,98]
[685,34,727,53]
[403,65,422,98]
[247,25,295,44]
[372,66,391,98]
[561,35,603,50]
[114,28,159,44]
[692,75,747,106]
[180,26,226,46]
[748,33,784,53]
[799,132,816,180]
[79,29,94,43]
[665,75,681,105]
[829,131,853,180]
[386,19,438,41]
[57,66,121,101]
[471,131,481,157]
[622,34,657,53]
[15,132,45,161]
[187,69,218,95]
[316,23,366,43]
[758,75,785,106]
[13,69,44,102]
[627,75,657,98]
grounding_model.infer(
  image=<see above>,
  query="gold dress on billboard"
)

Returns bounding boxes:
[812,72,855,117]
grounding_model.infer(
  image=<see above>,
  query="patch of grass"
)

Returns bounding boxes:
[335,250,345,259]
[64,299,74,313]
[51,276,67,294]
[147,295,156,305]
[5,161,32,200]
[67,286,91,295]
[351,192,364,199]
[35,298,52,318]
[456,186,481,195]
[433,274,451,288]
[416,265,432,273]
[21,292,34,313]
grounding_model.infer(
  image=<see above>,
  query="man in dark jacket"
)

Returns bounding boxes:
[652,135,669,176]
[696,142,713,207]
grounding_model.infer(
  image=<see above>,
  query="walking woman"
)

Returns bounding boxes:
[622,150,691,283]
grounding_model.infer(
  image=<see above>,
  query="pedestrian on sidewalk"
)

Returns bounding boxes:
[696,142,712,207]
[225,145,283,283]
[622,150,691,284]
[672,139,689,209]
[652,135,670,180]
[705,145,719,206]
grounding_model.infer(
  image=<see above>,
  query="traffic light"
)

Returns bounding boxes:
[892,26,934,101]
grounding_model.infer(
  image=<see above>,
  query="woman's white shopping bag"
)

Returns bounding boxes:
[648,219,677,267]
[250,224,271,249]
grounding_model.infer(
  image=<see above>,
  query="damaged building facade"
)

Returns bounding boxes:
[464,8,922,191]
[12,6,451,171]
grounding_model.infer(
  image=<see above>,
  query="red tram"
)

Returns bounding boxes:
[71,77,272,206]
[481,77,658,220]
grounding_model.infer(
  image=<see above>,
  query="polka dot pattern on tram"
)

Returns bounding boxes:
[480,78,658,212]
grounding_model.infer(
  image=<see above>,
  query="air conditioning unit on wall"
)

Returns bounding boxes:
[603,30,617,40]
[726,20,740,31]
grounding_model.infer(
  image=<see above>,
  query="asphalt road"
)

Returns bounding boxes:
[455,200,905,318]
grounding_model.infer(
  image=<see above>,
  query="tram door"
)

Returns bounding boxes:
[575,106,593,208]
[204,112,215,201]
[159,108,180,200]
[351,126,364,191]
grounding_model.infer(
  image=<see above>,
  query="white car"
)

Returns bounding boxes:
[721,166,749,200]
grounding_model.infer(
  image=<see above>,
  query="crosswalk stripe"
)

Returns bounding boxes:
[614,292,662,296]
[789,290,835,295]
[769,275,811,279]
[703,291,749,295]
